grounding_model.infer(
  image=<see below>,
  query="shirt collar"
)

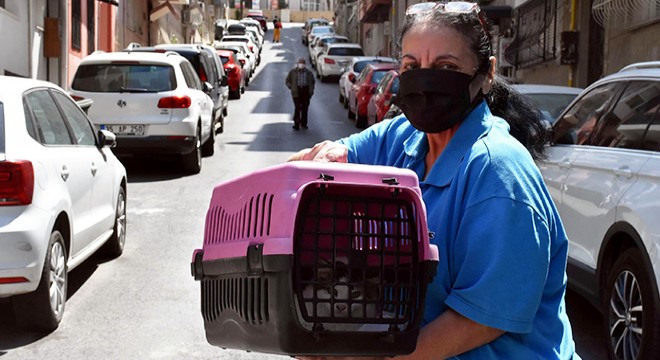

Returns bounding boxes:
[403,101,496,187]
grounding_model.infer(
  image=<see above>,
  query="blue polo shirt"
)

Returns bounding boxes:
[338,101,578,359]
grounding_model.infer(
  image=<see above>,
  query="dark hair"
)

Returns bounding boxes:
[397,10,551,160]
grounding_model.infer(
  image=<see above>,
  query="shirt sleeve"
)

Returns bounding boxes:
[338,117,408,166]
[444,197,551,334]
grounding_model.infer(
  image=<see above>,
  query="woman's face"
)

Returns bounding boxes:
[400,24,478,76]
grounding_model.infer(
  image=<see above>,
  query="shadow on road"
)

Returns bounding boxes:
[119,155,190,183]
[0,253,112,351]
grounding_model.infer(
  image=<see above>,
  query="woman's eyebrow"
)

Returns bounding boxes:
[401,53,418,61]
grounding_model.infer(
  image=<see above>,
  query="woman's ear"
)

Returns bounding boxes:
[481,56,497,94]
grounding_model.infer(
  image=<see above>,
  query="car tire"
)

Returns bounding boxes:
[182,128,202,174]
[603,247,660,360]
[100,186,127,258]
[343,95,349,109]
[202,122,215,156]
[348,105,356,120]
[356,114,368,129]
[339,93,344,104]
[223,106,228,117]
[12,230,67,333]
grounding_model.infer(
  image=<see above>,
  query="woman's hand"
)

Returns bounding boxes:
[287,140,348,163]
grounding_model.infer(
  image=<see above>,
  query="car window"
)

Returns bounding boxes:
[356,67,370,83]
[328,48,364,56]
[72,64,176,92]
[200,54,217,84]
[219,55,230,65]
[52,91,96,146]
[24,89,73,145]
[590,81,660,149]
[375,73,392,94]
[553,82,619,145]
[371,70,389,85]
[640,98,660,151]
[180,62,201,90]
[523,93,580,123]
[390,76,399,94]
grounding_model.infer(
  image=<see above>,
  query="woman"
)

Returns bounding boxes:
[290,2,578,359]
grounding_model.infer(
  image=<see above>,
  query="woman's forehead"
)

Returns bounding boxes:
[401,25,476,62]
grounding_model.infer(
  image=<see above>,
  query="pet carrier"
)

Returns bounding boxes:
[191,161,438,356]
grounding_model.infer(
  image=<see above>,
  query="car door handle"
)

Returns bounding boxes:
[60,165,70,182]
[91,162,98,177]
[613,167,633,178]
[558,161,571,168]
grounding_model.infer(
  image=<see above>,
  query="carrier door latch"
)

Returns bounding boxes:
[247,244,264,276]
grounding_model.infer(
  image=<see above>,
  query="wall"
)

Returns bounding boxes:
[0,1,29,77]
[228,8,333,22]
[603,22,660,75]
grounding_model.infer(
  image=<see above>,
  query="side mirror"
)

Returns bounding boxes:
[221,75,228,87]
[97,129,117,148]
[203,81,213,94]
[76,98,94,114]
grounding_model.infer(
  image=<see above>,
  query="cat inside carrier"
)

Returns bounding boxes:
[191,162,438,356]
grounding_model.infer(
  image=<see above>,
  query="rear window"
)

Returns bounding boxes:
[219,55,230,65]
[328,48,364,56]
[0,103,4,153]
[524,93,580,123]
[313,27,334,34]
[223,37,248,43]
[72,64,176,92]
[391,77,399,93]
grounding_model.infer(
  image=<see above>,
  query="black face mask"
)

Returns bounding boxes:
[397,68,485,133]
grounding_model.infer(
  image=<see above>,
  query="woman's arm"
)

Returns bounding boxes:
[398,308,504,360]
[287,140,348,162]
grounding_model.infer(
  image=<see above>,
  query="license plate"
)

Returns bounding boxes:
[338,60,349,67]
[103,124,144,136]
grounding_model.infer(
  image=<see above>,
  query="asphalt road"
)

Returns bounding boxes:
[0,23,606,359]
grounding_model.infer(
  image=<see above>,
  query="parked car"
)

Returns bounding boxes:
[245,11,267,33]
[316,43,365,82]
[157,44,230,126]
[306,25,335,49]
[240,18,264,37]
[513,84,583,125]
[348,62,400,128]
[219,35,260,65]
[0,75,127,332]
[302,18,330,45]
[226,23,247,36]
[69,50,215,174]
[309,35,350,68]
[338,56,398,107]
[216,49,246,99]
[215,41,256,78]
[367,69,399,126]
[536,61,660,360]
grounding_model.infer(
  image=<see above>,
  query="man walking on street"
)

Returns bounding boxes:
[285,57,315,130]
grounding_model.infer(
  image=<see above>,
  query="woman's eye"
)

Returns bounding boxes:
[401,63,419,71]
[437,64,460,71]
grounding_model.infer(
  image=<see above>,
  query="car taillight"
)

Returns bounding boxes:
[249,45,254,52]
[157,95,192,109]
[227,66,237,74]
[324,58,336,64]
[199,67,208,82]
[0,277,29,284]
[0,160,34,206]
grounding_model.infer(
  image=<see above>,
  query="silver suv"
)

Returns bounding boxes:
[538,61,660,359]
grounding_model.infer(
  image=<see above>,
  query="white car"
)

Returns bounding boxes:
[537,61,660,359]
[512,84,583,124]
[240,18,264,38]
[0,76,127,332]
[69,50,215,174]
[307,25,335,48]
[215,41,256,78]
[338,56,398,106]
[316,43,365,82]
[309,35,350,68]
[219,35,260,65]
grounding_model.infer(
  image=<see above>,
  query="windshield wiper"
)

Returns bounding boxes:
[119,86,156,93]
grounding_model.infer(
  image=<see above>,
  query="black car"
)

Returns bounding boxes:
[246,14,267,33]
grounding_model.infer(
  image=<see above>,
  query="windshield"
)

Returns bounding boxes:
[71,64,176,92]
[371,70,389,85]
[328,48,364,56]
[525,93,580,123]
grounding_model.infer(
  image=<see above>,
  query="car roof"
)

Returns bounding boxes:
[350,56,397,64]
[512,84,583,95]
[327,43,361,49]
[81,50,186,65]
[366,63,400,71]
[0,76,60,99]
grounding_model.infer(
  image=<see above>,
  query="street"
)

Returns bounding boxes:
[0,24,606,359]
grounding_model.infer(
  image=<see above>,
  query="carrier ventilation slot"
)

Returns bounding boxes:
[201,277,270,325]
[205,193,274,245]
[294,192,420,329]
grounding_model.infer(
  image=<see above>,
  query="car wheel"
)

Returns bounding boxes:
[348,104,356,120]
[356,114,368,129]
[603,247,660,360]
[12,230,67,332]
[202,121,216,156]
[182,128,202,174]
[339,93,344,104]
[222,106,228,117]
[235,89,242,99]
[100,186,127,258]
[241,84,245,94]
[343,95,349,109]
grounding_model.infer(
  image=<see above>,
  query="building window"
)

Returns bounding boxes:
[72,0,81,50]
[504,0,558,69]
[87,0,95,54]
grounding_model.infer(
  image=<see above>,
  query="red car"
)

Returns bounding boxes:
[216,49,246,99]
[367,70,399,126]
[348,63,399,128]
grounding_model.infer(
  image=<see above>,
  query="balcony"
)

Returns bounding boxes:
[359,0,392,24]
